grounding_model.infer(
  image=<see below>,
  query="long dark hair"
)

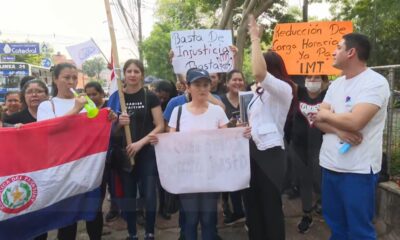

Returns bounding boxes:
[263,50,296,143]
[51,63,77,97]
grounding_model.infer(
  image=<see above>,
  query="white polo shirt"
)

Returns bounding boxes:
[320,68,390,174]
[248,73,293,151]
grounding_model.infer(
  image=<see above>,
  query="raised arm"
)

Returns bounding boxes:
[248,15,266,82]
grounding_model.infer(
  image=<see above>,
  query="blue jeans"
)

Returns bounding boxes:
[120,145,157,236]
[322,168,378,240]
[180,192,218,240]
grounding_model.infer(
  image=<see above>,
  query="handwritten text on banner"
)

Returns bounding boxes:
[272,21,353,75]
[154,128,250,194]
[171,29,234,74]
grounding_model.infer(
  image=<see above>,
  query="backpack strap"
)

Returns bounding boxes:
[176,105,182,132]
[50,99,56,117]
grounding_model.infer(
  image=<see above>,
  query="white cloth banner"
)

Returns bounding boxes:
[66,39,101,67]
[171,29,234,74]
[155,128,250,194]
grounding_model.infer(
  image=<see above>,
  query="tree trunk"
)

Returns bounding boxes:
[303,0,309,22]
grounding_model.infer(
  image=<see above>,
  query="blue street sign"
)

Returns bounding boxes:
[0,43,40,54]
[41,58,52,68]
[0,55,15,62]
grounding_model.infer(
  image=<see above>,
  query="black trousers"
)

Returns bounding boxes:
[244,144,285,240]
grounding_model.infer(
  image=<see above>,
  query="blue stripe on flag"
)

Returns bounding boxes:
[0,187,101,240]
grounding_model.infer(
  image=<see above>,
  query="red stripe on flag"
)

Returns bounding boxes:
[0,109,112,177]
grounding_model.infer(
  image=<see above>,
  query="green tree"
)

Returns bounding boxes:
[141,23,175,80]
[82,57,106,79]
[330,0,400,66]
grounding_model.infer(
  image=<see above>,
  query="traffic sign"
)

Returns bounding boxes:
[41,58,52,68]
[0,43,40,54]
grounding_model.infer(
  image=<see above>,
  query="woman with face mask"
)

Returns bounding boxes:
[290,75,329,234]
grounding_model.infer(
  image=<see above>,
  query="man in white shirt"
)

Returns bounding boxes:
[314,33,390,240]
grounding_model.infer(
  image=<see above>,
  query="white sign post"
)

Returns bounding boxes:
[170,29,234,74]
[155,128,250,194]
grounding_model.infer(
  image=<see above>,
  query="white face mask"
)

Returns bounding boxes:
[305,81,322,93]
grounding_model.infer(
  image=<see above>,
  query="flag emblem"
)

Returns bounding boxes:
[0,175,37,214]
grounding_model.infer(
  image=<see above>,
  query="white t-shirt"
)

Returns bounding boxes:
[247,73,293,151]
[168,103,229,132]
[37,97,85,121]
[320,68,390,174]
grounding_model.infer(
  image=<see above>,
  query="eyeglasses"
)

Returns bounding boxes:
[26,89,46,95]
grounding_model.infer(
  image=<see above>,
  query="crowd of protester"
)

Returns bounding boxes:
[0,15,390,240]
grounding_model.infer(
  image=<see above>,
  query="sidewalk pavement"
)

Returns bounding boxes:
[48,195,332,239]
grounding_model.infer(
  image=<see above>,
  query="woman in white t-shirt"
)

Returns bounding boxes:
[151,68,250,240]
[245,16,294,240]
[37,63,87,121]
[37,63,101,240]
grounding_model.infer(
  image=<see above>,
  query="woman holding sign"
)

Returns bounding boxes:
[110,59,164,240]
[150,68,251,240]
[245,15,294,240]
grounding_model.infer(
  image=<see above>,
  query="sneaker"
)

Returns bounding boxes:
[105,209,120,222]
[297,215,313,233]
[144,233,155,240]
[216,234,223,240]
[126,235,138,240]
[224,213,245,226]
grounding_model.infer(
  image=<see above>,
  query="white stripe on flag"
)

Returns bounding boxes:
[0,151,106,221]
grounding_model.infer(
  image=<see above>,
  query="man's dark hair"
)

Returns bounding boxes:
[343,33,371,62]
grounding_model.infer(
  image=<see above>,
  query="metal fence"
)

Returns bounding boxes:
[371,65,400,176]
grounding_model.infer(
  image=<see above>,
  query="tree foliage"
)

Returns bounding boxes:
[82,57,106,79]
[330,0,400,66]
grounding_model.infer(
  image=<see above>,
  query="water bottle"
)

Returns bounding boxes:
[339,142,351,154]
[70,88,99,118]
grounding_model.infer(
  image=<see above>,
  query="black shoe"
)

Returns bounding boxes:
[216,235,223,240]
[137,210,146,226]
[224,213,245,226]
[105,209,120,222]
[297,215,313,233]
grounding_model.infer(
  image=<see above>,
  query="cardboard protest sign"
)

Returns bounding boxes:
[272,21,353,75]
[154,128,250,194]
[171,29,234,74]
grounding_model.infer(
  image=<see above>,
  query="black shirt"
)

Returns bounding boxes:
[124,88,160,142]
[220,94,240,127]
[4,108,36,124]
[291,86,327,160]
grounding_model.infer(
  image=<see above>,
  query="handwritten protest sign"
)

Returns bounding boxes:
[171,29,234,74]
[154,128,250,194]
[272,21,353,75]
